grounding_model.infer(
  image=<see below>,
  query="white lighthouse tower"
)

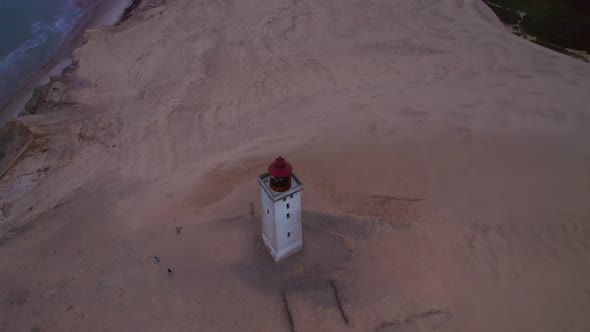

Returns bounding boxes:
[258,156,304,262]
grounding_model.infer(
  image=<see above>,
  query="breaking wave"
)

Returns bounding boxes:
[0,6,83,72]
[0,0,90,108]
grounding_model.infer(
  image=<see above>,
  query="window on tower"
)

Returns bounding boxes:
[288,232,291,238]
[287,203,290,209]
[266,209,269,215]
[287,213,290,219]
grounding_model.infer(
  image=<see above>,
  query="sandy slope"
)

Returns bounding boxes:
[1,0,590,331]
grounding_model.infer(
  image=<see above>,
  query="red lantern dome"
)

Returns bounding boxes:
[268,156,293,192]
[268,156,292,178]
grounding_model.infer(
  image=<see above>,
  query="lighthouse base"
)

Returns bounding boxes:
[262,233,302,262]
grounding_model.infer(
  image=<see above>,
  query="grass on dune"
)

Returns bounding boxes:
[484,0,590,54]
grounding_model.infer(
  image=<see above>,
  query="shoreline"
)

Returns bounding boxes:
[0,0,133,125]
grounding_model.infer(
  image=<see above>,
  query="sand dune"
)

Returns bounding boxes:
[1,0,589,331]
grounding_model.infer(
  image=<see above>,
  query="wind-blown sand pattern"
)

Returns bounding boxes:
[0,0,589,331]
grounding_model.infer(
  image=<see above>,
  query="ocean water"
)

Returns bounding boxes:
[0,0,98,109]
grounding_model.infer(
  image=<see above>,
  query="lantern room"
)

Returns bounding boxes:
[268,156,292,192]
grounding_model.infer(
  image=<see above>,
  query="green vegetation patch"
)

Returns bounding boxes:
[484,2,521,25]
[483,0,590,53]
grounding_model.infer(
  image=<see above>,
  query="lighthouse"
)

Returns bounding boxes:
[258,156,304,261]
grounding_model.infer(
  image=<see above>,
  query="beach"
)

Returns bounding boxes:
[1,0,590,331]
[0,0,132,123]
